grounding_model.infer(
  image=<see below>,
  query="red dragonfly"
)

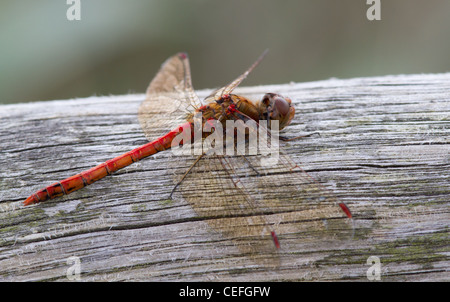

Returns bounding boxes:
[24,51,353,264]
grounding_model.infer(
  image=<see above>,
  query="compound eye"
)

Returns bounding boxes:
[273,97,290,117]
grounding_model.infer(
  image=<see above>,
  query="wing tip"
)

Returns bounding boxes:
[339,202,353,219]
[177,52,188,60]
[271,231,281,249]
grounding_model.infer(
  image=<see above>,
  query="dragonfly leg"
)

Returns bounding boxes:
[279,131,320,141]
[240,155,261,177]
[169,153,205,199]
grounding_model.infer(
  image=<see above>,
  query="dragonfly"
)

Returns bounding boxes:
[24,51,353,265]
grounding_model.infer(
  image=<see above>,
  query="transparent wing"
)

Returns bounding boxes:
[138,53,202,141]
[205,49,269,103]
[170,146,281,268]
[238,150,355,241]
[230,112,355,241]
[170,113,353,267]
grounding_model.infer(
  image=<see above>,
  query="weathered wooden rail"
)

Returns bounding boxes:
[0,73,449,281]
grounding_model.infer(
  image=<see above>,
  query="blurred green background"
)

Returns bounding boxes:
[1,0,449,104]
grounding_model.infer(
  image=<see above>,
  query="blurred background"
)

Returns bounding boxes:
[1,0,449,104]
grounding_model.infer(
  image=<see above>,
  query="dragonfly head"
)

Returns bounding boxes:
[259,93,295,130]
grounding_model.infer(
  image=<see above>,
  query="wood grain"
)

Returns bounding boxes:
[0,73,449,281]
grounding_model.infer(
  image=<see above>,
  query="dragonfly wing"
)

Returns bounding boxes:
[170,108,353,267]
[171,144,281,267]
[205,49,269,102]
[139,53,202,141]
[231,118,355,243]
[239,152,355,241]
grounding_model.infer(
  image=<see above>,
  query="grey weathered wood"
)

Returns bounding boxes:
[0,73,449,281]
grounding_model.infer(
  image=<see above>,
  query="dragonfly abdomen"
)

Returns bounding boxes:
[23,122,190,206]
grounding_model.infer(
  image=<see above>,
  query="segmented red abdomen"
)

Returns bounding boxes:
[23,122,192,206]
